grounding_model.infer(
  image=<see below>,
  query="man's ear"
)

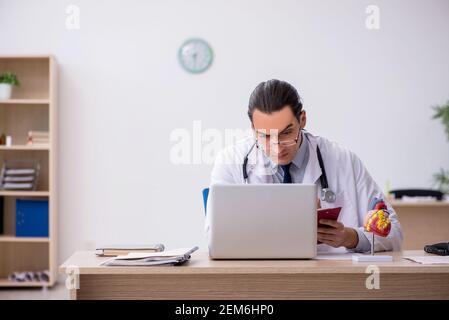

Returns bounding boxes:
[251,123,257,139]
[300,110,307,129]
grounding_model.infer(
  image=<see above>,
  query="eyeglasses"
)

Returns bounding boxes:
[255,127,301,148]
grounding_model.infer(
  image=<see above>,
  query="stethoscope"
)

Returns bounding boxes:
[242,134,337,203]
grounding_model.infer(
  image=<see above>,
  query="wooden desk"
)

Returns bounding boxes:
[59,250,449,300]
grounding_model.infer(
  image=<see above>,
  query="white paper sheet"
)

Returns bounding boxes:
[403,256,449,265]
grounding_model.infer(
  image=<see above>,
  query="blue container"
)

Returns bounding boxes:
[16,199,49,237]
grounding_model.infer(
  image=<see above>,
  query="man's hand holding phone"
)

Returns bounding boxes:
[317,207,359,249]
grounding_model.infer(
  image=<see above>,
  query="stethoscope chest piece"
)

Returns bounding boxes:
[321,188,336,203]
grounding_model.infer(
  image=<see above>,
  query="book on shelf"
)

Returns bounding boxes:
[28,131,49,138]
[27,131,49,145]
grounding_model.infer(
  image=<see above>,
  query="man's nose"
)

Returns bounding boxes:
[276,144,288,153]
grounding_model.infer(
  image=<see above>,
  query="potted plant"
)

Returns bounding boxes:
[432,100,449,199]
[0,72,20,100]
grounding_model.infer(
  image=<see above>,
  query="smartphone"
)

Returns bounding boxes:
[317,207,342,227]
[317,207,342,244]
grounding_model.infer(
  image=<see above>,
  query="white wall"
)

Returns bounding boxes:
[1,0,448,262]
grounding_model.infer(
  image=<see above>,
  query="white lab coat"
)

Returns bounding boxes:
[208,131,403,253]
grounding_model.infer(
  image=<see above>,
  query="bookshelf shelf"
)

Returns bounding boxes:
[0,190,50,197]
[0,55,57,287]
[0,145,50,151]
[0,235,50,243]
[0,99,50,105]
[0,278,50,287]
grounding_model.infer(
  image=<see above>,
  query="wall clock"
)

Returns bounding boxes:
[178,38,213,74]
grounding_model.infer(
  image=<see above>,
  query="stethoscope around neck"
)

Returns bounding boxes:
[242,135,337,203]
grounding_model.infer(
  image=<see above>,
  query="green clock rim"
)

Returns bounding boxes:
[178,38,214,74]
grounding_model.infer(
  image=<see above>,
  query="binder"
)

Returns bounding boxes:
[202,188,209,215]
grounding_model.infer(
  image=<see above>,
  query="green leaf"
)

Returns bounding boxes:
[0,72,20,86]
[433,168,449,194]
[432,100,449,141]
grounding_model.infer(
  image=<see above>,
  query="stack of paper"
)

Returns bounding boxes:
[1,168,37,190]
[101,246,199,266]
[403,255,449,265]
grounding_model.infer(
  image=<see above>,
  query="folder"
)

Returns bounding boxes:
[202,187,209,215]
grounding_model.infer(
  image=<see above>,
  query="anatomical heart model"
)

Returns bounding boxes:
[364,197,392,255]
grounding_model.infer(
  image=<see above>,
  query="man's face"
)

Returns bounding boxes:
[252,106,305,165]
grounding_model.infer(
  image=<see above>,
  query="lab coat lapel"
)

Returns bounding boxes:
[302,133,322,185]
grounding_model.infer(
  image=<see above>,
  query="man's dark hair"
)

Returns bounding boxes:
[248,79,303,122]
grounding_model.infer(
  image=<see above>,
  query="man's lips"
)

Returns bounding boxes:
[277,151,289,158]
[268,149,289,160]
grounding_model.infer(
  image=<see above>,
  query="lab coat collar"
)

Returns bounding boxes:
[291,131,308,170]
[301,131,323,185]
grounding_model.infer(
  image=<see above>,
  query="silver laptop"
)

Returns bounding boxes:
[206,184,317,259]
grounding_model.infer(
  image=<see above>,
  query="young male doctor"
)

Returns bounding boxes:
[210,79,403,253]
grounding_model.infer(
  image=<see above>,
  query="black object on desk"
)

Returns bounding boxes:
[390,189,444,200]
[424,242,449,256]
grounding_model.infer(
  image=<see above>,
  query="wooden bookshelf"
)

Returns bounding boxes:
[0,56,57,287]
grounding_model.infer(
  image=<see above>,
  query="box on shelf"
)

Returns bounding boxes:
[16,199,48,237]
